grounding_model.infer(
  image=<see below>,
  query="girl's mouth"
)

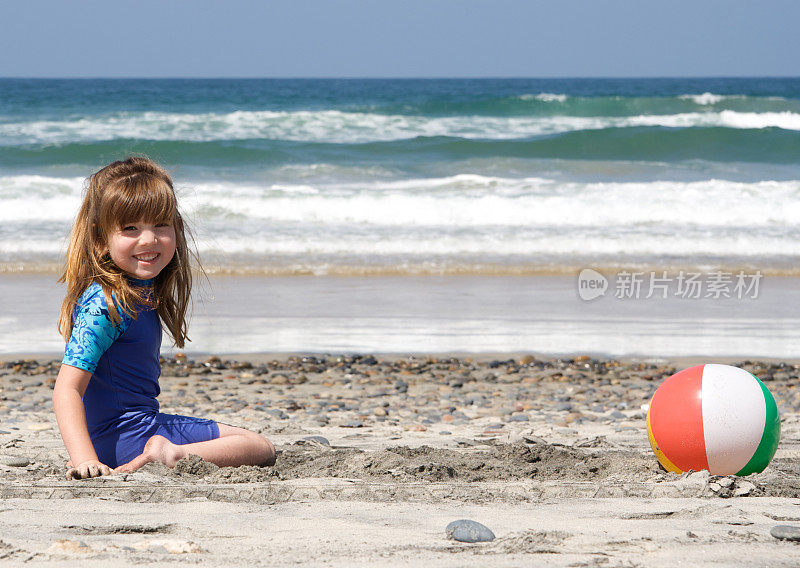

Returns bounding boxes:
[134,253,160,263]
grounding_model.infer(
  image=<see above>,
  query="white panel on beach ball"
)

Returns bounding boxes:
[701,364,766,475]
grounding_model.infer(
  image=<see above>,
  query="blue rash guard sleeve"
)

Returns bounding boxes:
[62,284,133,374]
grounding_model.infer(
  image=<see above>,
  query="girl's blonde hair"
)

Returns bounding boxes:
[58,156,195,348]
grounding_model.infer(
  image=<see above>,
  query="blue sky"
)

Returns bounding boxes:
[2,0,798,78]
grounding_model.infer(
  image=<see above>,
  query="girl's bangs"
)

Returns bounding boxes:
[105,177,177,228]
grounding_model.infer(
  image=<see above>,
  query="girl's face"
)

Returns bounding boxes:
[106,220,176,280]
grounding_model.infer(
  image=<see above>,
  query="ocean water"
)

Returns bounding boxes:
[2,78,800,276]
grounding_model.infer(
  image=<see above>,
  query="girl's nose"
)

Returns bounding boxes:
[139,229,158,244]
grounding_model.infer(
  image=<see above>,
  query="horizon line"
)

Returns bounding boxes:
[2,75,799,81]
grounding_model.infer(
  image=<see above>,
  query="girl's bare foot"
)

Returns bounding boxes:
[113,435,185,473]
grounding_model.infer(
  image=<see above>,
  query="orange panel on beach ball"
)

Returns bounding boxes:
[647,365,709,472]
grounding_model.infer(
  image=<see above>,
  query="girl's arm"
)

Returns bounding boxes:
[52,364,112,479]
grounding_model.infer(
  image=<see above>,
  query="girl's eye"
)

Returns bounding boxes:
[122,226,137,231]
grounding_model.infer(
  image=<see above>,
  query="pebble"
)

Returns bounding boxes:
[0,457,31,467]
[770,525,800,541]
[446,519,496,543]
[28,423,52,431]
[342,420,364,428]
[261,409,289,419]
[301,435,331,446]
[717,477,735,488]
[47,539,93,554]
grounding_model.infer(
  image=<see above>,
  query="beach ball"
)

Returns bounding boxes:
[646,364,780,476]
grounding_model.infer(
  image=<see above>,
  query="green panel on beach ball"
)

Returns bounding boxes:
[736,378,780,476]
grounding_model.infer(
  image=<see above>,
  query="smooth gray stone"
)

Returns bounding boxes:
[262,408,289,419]
[342,420,364,428]
[301,435,330,446]
[1,457,30,467]
[771,525,800,541]
[446,519,495,543]
[508,414,530,422]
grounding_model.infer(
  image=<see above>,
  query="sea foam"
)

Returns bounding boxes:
[4,109,800,146]
[3,174,799,229]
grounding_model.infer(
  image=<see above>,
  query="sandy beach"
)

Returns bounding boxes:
[3,75,800,566]
[1,353,799,566]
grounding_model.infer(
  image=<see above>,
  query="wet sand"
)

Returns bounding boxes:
[4,273,800,356]
[1,354,799,566]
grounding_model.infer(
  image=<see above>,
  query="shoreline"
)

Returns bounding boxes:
[4,265,800,278]
[3,274,800,357]
[4,351,800,367]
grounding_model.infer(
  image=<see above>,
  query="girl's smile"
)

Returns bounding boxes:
[107,221,176,279]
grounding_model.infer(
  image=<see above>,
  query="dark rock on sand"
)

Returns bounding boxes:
[446,519,495,543]
[770,525,800,541]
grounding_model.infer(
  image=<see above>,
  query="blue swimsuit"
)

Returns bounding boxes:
[62,279,219,468]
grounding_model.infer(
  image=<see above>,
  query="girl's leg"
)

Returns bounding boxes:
[114,424,275,473]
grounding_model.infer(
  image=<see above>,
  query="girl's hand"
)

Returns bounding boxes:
[66,459,112,480]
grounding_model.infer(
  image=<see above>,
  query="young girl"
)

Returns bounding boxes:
[53,156,276,480]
